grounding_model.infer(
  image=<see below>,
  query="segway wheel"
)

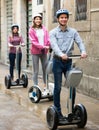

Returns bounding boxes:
[48,96,53,101]
[21,73,28,88]
[46,105,58,130]
[74,104,87,128]
[4,75,11,89]
[28,86,41,103]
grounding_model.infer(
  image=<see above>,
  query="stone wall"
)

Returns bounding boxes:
[78,75,99,100]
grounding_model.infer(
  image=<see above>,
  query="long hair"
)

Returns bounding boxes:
[11,31,19,37]
[32,23,42,28]
[11,28,19,37]
[32,17,42,29]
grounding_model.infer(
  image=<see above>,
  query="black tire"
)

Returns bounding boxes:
[48,96,53,101]
[4,76,7,87]
[21,73,28,88]
[74,104,87,128]
[5,75,11,89]
[28,86,41,103]
[46,105,58,130]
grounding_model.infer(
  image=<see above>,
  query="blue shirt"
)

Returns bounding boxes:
[49,26,86,57]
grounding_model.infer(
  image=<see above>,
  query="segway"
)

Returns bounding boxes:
[28,52,54,103]
[5,45,28,89]
[46,55,87,130]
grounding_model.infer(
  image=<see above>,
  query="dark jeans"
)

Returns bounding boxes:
[52,58,72,113]
[9,52,22,79]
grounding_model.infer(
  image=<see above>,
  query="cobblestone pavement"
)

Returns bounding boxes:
[0,63,99,130]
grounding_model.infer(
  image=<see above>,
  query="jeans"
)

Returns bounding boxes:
[52,58,72,113]
[9,53,22,79]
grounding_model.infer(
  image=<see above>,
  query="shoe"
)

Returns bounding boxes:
[19,79,23,84]
[58,112,67,121]
[44,87,46,91]
[42,89,49,96]
[42,91,47,96]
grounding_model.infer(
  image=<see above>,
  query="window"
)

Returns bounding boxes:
[53,0,60,22]
[37,0,43,5]
[26,0,32,67]
[75,0,87,21]
[6,0,13,34]
[6,0,13,62]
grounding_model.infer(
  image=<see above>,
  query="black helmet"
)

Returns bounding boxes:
[11,24,19,30]
[56,9,69,18]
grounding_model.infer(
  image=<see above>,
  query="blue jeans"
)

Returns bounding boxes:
[9,53,22,79]
[52,58,72,113]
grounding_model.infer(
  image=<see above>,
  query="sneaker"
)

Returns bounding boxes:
[42,90,47,96]
[19,79,24,84]
[58,112,67,121]
[44,87,46,91]
[42,88,49,95]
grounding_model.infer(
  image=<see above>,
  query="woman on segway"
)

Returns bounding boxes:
[29,13,50,91]
[8,24,25,82]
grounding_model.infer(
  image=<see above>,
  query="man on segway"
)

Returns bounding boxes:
[49,9,87,121]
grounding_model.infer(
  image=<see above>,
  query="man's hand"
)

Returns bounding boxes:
[61,54,68,60]
[81,53,87,58]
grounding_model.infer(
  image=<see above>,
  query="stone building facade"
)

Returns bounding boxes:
[0,0,99,99]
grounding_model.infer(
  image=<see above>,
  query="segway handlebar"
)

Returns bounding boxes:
[12,44,25,50]
[68,55,81,59]
[14,44,25,47]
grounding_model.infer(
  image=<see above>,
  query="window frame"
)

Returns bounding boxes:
[53,0,60,23]
[75,0,87,21]
[37,0,43,5]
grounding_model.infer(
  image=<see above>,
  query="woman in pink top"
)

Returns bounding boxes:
[29,13,50,90]
[8,24,25,81]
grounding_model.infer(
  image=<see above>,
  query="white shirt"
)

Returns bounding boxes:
[35,28,44,45]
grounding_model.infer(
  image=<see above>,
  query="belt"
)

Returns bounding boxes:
[53,55,72,62]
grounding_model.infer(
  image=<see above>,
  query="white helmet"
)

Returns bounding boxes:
[11,24,19,30]
[32,13,42,20]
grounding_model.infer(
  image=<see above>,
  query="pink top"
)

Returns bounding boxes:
[8,34,24,54]
[29,25,50,54]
